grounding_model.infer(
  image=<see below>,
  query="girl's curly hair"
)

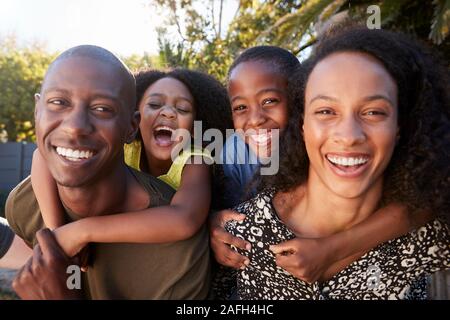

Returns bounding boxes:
[259,25,450,223]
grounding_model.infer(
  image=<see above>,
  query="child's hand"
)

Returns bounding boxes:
[270,237,334,284]
[209,209,251,270]
[53,222,88,258]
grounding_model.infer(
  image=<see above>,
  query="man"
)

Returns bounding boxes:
[6,45,210,299]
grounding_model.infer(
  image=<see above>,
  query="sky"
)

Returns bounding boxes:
[0,0,177,56]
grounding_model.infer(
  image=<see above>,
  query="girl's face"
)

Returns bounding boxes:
[303,51,398,199]
[228,61,289,158]
[138,77,195,162]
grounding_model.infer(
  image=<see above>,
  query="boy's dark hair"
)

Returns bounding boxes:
[227,45,300,81]
[259,25,450,223]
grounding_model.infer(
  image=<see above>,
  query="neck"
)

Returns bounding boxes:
[57,161,130,218]
[145,150,171,177]
[287,168,383,238]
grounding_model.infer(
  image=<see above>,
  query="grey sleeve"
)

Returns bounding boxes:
[0,217,15,259]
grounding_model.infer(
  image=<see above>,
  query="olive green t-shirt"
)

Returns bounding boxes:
[5,167,211,299]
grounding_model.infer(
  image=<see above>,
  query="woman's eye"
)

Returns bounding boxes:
[233,105,246,112]
[177,106,190,114]
[364,110,387,116]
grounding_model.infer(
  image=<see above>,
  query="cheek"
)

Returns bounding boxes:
[373,126,398,161]
[180,114,195,131]
[273,104,289,129]
[232,114,245,130]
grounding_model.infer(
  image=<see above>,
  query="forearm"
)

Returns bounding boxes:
[31,149,65,229]
[80,205,207,244]
[0,235,33,269]
[327,203,411,262]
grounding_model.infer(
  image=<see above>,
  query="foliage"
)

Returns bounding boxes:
[154,0,450,82]
[0,36,158,142]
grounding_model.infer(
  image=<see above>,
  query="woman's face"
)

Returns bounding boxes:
[303,51,398,199]
[138,77,195,162]
[228,61,289,158]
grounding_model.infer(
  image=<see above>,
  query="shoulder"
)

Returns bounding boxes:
[129,167,176,206]
[390,218,449,273]
[5,176,43,247]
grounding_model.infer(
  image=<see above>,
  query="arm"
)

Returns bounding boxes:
[271,203,433,283]
[31,149,65,229]
[0,235,33,269]
[54,160,212,257]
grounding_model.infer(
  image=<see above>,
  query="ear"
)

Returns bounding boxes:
[126,110,140,144]
[34,93,41,119]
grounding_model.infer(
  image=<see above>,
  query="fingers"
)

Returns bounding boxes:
[270,242,295,255]
[211,209,246,227]
[212,241,250,269]
[36,228,65,259]
[12,257,37,299]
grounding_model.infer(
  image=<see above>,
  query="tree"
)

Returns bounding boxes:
[0,36,56,142]
[153,0,449,82]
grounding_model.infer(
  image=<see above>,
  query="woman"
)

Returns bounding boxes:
[223,26,450,299]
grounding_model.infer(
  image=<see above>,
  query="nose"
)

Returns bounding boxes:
[332,115,366,146]
[60,104,94,137]
[160,105,177,119]
[247,105,266,128]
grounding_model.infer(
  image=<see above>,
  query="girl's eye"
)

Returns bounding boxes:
[177,106,191,114]
[233,105,246,112]
[315,109,335,115]
[148,102,162,109]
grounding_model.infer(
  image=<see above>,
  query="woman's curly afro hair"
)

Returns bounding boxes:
[259,25,450,223]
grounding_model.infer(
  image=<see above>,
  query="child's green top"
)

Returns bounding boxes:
[124,140,212,190]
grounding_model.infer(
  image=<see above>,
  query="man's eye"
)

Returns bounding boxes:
[49,99,66,105]
[92,106,112,113]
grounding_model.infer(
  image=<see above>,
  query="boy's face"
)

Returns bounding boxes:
[35,56,138,188]
[228,61,289,158]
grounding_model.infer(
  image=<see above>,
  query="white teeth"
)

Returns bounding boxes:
[155,126,175,133]
[56,147,94,160]
[250,132,272,144]
[327,155,368,166]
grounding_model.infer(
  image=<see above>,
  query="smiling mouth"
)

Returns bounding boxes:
[247,131,273,146]
[153,126,175,147]
[326,154,370,173]
[55,146,95,162]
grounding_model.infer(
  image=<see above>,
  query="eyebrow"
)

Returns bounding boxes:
[309,94,394,106]
[148,93,193,104]
[231,88,284,103]
[43,87,122,104]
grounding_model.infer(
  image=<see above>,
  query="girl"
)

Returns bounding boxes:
[223,26,449,299]
[31,68,232,258]
[210,45,432,294]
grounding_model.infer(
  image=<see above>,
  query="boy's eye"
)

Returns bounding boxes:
[363,110,387,116]
[233,105,246,112]
[262,98,279,106]
[48,99,67,106]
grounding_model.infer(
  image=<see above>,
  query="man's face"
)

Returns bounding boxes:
[35,56,137,188]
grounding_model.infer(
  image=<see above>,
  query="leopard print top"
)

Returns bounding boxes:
[220,189,450,300]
